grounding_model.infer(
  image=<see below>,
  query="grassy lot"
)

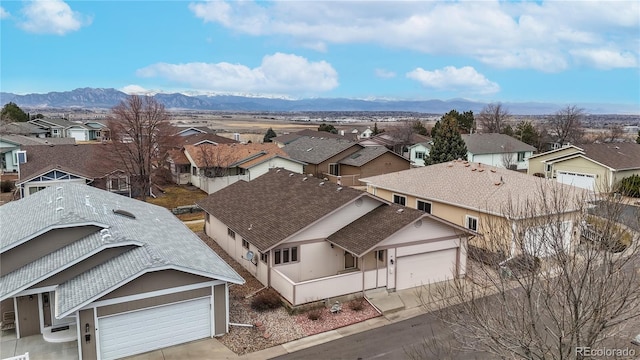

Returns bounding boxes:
[148,185,208,209]
[185,221,205,233]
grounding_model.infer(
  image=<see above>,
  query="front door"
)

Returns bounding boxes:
[16,295,40,337]
[42,293,51,327]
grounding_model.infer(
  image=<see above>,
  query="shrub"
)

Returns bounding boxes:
[349,298,365,312]
[250,289,282,312]
[468,245,504,267]
[617,175,640,198]
[307,308,323,321]
[585,216,633,253]
[0,180,15,193]
[501,254,541,278]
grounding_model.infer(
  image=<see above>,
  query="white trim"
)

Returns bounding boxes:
[416,198,432,214]
[97,296,211,320]
[16,169,93,186]
[76,313,82,360]
[79,280,223,311]
[94,307,101,360]
[3,242,142,301]
[38,293,44,333]
[13,297,20,339]
[225,283,229,335]
[210,286,215,337]
[392,193,407,206]
[465,215,479,232]
[15,285,57,297]
[528,145,583,159]
[556,170,595,178]
[1,222,111,253]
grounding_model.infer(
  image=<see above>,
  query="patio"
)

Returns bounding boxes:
[1,329,78,360]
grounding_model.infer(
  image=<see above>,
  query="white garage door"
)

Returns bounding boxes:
[396,248,457,290]
[98,297,211,360]
[524,221,572,257]
[68,129,87,141]
[557,171,595,191]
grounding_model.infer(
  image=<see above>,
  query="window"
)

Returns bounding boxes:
[466,216,478,231]
[417,200,432,214]
[273,246,299,265]
[376,250,385,262]
[242,239,249,249]
[517,152,526,162]
[393,194,406,206]
[192,167,197,176]
[415,151,425,160]
[260,252,268,263]
[329,163,340,176]
[109,177,128,191]
[345,252,357,269]
[227,228,236,239]
[545,164,552,172]
[28,186,47,195]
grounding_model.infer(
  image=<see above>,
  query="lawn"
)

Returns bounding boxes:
[148,185,208,209]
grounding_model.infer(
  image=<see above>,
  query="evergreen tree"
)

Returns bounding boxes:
[430,121,441,137]
[502,124,514,137]
[426,113,468,165]
[412,120,429,136]
[1,102,29,123]
[318,123,338,134]
[515,121,540,147]
[636,130,640,144]
[263,127,277,143]
[372,122,384,135]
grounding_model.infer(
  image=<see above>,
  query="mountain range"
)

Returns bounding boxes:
[1,88,637,115]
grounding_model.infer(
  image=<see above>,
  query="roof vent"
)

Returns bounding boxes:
[396,208,404,213]
[306,148,313,152]
[337,187,343,191]
[113,209,136,219]
[302,177,308,181]
[471,168,477,171]
[319,182,325,186]
[289,173,294,177]
[276,169,281,173]
[479,169,485,172]
[490,169,496,173]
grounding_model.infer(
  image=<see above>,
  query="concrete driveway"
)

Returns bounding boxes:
[1,329,78,360]
[122,338,238,360]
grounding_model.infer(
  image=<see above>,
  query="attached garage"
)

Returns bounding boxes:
[557,171,595,191]
[396,248,458,290]
[524,221,573,257]
[98,297,212,360]
[68,128,87,141]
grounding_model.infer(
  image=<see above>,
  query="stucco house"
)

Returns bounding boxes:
[15,144,131,198]
[177,143,305,193]
[361,161,587,258]
[197,169,473,307]
[0,183,244,360]
[527,143,640,192]
[461,133,536,171]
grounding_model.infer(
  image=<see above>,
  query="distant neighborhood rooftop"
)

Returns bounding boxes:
[462,133,536,154]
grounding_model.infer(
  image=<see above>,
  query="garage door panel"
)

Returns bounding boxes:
[557,171,595,191]
[396,248,457,290]
[99,297,211,360]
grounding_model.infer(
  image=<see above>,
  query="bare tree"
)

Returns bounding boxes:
[478,103,510,134]
[600,124,625,143]
[415,188,640,359]
[100,95,172,201]
[195,144,240,178]
[501,144,517,170]
[548,105,585,145]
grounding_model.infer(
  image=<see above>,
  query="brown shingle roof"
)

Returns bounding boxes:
[462,133,536,154]
[183,143,290,169]
[178,133,238,146]
[196,170,367,251]
[578,143,640,170]
[167,149,190,165]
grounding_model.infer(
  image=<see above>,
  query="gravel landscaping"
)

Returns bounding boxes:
[198,232,382,355]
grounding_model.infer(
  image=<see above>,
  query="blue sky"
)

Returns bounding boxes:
[1,0,639,107]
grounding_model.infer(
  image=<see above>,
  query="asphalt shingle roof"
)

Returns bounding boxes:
[0,183,244,315]
[283,137,359,164]
[361,161,587,218]
[578,143,640,170]
[183,143,290,169]
[462,133,536,154]
[196,169,366,251]
[338,146,398,167]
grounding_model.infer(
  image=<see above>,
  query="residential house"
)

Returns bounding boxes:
[175,133,238,147]
[197,169,472,307]
[0,122,49,138]
[0,183,243,360]
[358,127,373,139]
[178,143,305,193]
[0,135,75,173]
[361,161,587,258]
[408,142,432,167]
[271,129,353,148]
[461,133,536,171]
[359,133,429,156]
[283,137,410,186]
[175,126,216,137]
[527,143,640,192]
[28,118,105,141]
[15,144,131,198]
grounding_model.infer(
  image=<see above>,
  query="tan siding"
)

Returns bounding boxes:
[30,246,136,289]
[214,284,226,335]
[553,157,610,191]
[96,287,211,317]
[358,153,410,179]
[528,148,582,175]
[1,225,102,275]
[79,308,97,360]
[315,145,361,177]
[97,270,212,301]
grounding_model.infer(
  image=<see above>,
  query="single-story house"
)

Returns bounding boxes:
[461,133,536,171]
[0,135,75,173]
[0,183,244,360]
[178,143,305,193]
[361,161,588,258]
[197,169,473,306]
[271,129,354,148]
[527,143,640,192]
[15,144,132,198]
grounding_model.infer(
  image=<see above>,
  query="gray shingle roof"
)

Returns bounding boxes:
[338,146,396,167]
[0,183,244,314]
[196,169,368,251]
[283,137,359,164]
[462,133,536,154]
[578,143,640,170]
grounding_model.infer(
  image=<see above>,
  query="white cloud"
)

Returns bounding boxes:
[19,0,91,35]
[0,6,10,19]
[137,53,338,96]
[406,66,500,95]
[120,85,156,95]
[189,1,640,72]
[375,68,396,79]
[570,49,638,69]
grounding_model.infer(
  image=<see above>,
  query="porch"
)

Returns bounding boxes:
[271,267,387,306]
[1,329,78,360]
